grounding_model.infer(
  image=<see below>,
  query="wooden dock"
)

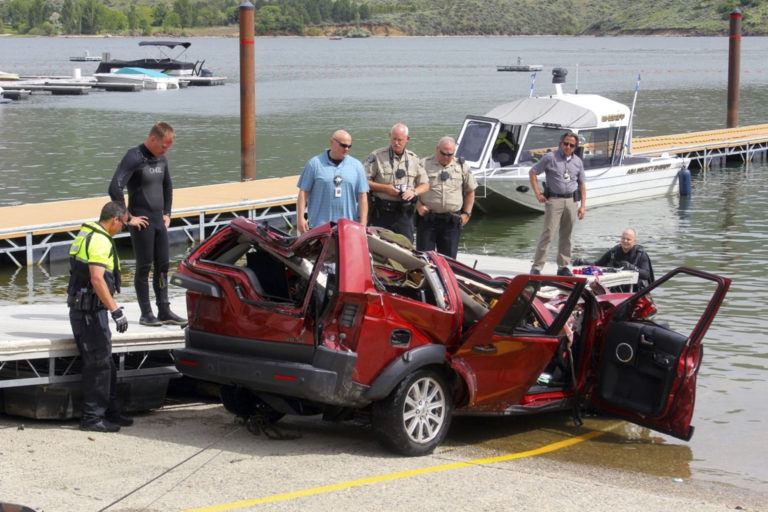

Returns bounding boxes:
[0,177,299,268]
[633,123,768,168]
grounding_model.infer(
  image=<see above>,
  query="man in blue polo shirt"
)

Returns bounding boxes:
[296,129,369,234]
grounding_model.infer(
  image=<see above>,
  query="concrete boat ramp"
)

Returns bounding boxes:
[2,264,763,512]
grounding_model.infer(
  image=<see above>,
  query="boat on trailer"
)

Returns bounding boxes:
[456,68,689,214]
[95,41,212,77]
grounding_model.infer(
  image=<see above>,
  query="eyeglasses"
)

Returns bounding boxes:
[333,138,352,150]
[561,142,576,148]
[439,150,454,157]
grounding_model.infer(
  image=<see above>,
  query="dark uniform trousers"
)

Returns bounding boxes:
[370,199,416,241]
[69,309,119,422]
[416,212,462,259]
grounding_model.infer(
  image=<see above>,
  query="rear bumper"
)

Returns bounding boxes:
[174,344,368,407]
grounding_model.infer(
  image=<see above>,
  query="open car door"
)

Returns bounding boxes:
[590,267,731,440]
[452,274,587,412]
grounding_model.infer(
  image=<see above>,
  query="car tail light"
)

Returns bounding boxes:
[178,358,199,367]
[632,296,657,320]
[272,374,297,382]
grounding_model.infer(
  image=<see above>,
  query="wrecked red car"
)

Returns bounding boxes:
[172,218,730,456]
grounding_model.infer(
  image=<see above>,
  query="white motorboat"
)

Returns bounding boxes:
[456,68,689,214]
[95,41,212,77]
[0,70,20,81]
[94,67,180,90]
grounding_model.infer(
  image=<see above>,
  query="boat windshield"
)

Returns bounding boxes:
[518,126,563,165]
[578,127,625,169]
[457,120,495,163]
[518,126,626,169]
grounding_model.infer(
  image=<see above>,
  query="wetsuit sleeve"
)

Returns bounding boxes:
[163,163,173,216]
[594,248,613,267]
[109,150,140,206]
[635,251,653,283]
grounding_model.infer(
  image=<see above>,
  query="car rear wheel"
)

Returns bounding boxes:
[373,369,452,456]
[220,385,285,425]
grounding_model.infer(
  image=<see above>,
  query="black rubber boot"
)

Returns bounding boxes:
[158,303,187,326]
[139,302,162,326]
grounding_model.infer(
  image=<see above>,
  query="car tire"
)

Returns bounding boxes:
[372,368,452,456]
[220,386,285,425]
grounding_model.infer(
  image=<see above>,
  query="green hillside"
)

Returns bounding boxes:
[1,0,766,36]
[367,0,768,36]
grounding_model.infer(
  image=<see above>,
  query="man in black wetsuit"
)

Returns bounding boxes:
[108,122,186,326]
[576,227,655,292]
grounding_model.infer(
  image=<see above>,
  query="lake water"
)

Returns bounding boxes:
[1,35,767,494]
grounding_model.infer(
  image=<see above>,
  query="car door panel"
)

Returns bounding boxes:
[453,275,587,412]
[590,267,731,440]
[597,321,687,416]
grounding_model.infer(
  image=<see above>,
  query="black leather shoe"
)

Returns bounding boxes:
[106,413,134,427]
[139,313,163,326]
[158,309,187,326]
[557,267,573,276]
[80,419,121,433]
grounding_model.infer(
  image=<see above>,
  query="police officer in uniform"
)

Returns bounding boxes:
[415,136,477,259]
[528,131,587,276]
[67,201,133,433]
[365,123,429,242]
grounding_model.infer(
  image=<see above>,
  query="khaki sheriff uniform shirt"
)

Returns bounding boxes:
[365,147,427,202]
[419,156,478,214]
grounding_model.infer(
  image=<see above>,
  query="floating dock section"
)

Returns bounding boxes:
[633,123,768,168]
[0,298,185,418]
[0,177,299,268]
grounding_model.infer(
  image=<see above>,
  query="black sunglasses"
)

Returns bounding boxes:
[561,142,576,148]
[333,138,352,149]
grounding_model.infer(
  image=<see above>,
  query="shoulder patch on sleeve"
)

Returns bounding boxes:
[367,153,376,164]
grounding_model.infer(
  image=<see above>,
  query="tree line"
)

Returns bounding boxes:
[1,0,763,36]
[0,0,373,36]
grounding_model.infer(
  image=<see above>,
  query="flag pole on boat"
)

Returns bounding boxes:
[528,72,537,97]
[618,73,641,166]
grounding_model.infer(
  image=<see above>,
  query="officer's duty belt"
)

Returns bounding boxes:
[545,191,578,200]
[374,199,414,214]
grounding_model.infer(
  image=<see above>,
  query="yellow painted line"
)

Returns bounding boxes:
[183,428,608,512]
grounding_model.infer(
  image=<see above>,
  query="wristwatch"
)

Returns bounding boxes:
[460,210,471,217]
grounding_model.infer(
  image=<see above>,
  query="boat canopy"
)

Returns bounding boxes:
[139,41,191,49]
[484,94,630,130]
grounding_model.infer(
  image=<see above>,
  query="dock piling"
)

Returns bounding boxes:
[239,1,257,181]
[727,8,742,128]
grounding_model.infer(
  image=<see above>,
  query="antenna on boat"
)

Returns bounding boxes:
[619,73,641,166]
[529,72,537,97]
[575,64,579,94]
